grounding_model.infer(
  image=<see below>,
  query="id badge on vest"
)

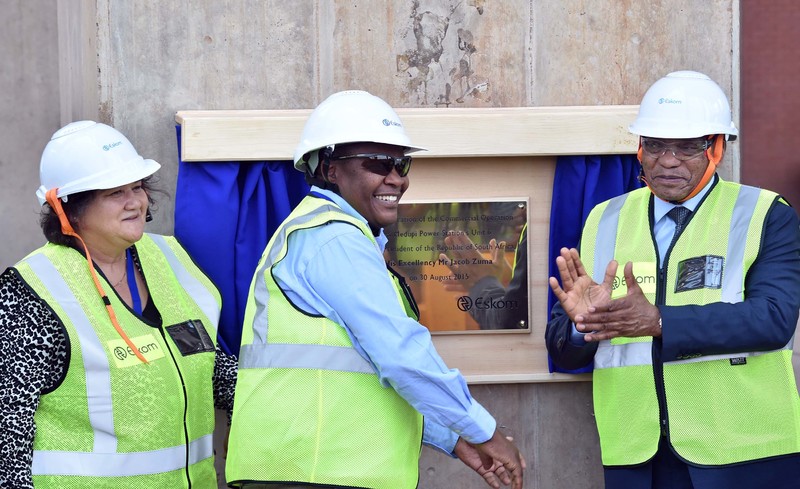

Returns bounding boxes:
[165,319,215,356]
[610,262,657,299]
[675,255,724,292]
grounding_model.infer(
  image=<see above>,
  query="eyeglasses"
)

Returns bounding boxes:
[640,137,712,161]
[331,153,413,177]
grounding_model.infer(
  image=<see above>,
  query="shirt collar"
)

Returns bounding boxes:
[653,175,716,224]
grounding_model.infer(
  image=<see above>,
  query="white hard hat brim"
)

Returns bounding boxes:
[292,90,426,174]
[629,119,739,140]
[294,142,427,174]
[36,157,161,206]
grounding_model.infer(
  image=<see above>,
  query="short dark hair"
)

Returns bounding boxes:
[303,143,367,192]
[39,176,162,248]
[304,147,340,192]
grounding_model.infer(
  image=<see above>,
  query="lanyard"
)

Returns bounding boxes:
[126,247,142,315]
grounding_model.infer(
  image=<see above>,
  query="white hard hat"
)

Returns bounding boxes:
[629,71,738,141]
[36,121,161,206]
[293,90,426,174]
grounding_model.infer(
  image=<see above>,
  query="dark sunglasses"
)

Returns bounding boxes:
[330,153,413,177]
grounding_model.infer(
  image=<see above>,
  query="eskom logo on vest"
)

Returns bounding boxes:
[107,334,166,367]
[610,261,657,298]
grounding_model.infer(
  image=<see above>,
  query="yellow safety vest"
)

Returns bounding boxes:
[14,234,221,488]
[581,181,800,466]
[227,195,423,489]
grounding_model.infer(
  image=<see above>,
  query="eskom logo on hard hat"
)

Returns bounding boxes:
[103,141,123,151]
[658,98,682,104]
[382,119,402,127]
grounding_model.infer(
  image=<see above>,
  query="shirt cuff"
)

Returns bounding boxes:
[569,322,587,345]
[422,419,460,457]
[453,401,497,445]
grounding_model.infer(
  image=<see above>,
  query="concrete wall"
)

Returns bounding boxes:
[2,1,740,488]
[0,0,60,271]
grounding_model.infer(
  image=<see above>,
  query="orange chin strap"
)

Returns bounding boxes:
[45,188,148,364]
[637,134,725,203]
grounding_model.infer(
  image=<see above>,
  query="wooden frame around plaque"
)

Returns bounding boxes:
[175,106,639,383]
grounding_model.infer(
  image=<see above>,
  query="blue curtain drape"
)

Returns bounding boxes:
[547,154,643,373]
[173,126,309,355]
[174,124,640,364]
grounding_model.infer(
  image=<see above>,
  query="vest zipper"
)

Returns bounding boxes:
[654,247,670,439]
[159,326,193,488]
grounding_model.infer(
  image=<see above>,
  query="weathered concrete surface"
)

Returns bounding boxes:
[418,382,602,489]
[2,2,743,489]
[532,1,735,105]
[91,0,319,236]
[0,0,60,271]
[86,0,737,239]
[531,0,739,181]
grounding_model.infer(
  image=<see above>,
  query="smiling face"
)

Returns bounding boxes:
[76,181,149,255]
[640,138,711,202]
[327,142,409,230]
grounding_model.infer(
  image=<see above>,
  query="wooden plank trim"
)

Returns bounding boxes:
[176,105,640,162]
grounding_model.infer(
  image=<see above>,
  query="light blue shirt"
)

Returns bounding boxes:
[569,177,715,344]
[272,187,496,454]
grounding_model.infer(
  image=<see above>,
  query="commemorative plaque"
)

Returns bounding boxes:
[384,200,529,332]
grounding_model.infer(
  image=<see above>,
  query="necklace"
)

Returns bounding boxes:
[109,253,127,288]
[112,268,127,288]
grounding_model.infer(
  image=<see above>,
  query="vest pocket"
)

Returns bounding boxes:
[165,319,215,356]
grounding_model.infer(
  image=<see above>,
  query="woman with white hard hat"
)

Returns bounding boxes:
[0,121,236,488]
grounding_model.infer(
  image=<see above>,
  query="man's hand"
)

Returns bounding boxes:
[470,429,526,489]
[576,261,661,341]
[453,437,511,488]
[549,247,617,323]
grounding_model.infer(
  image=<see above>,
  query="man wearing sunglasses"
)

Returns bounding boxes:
[546,71,800,489]
[227,90,525,489]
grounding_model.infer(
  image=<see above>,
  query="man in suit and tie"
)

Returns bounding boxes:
[545,71,800,489]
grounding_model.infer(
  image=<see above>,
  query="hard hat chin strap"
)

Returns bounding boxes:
[45,188,78,237]
[318,147,334,183]
[673,134,724,203]
[44,188,149,364]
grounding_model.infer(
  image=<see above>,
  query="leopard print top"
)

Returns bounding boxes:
[0,257,237,488]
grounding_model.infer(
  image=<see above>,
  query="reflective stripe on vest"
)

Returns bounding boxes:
[586,181,800,466]
[20,235,218,481]
[228,196,423,488]
[595,336,793,370]
[244,202,375,360]
[240,343,374,373]
[24,252,118,454]
[33,435,213,477]
[150,234,220,327]
[594,185,766,370]
[592,193,628,284]
[240,201,379,374]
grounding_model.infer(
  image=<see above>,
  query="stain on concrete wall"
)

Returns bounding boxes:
[393,0,525,107]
